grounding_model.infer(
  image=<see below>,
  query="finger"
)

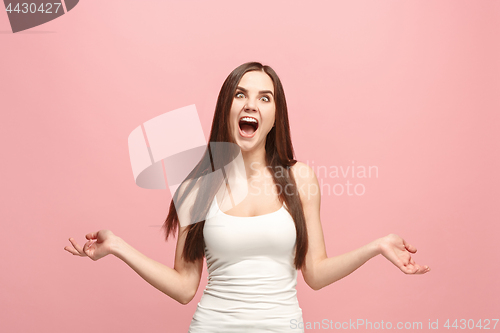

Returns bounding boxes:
[64,246,82,256]
[84,240,97,254]
[83,240,92,253]
[403,239,417,253]
[86,232,98,240]
[415,265,428,274]
[419,265,431,274]
[411,262,432,274]
[393,257,413,274]
[401,264,418,274]
[69,238,86,255]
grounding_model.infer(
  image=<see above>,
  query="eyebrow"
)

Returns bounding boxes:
[236,86,274,97]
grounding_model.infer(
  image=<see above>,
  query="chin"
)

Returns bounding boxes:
[239,145,254,152]
[235,139,258,152]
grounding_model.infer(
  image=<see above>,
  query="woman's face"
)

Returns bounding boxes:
[229,70,276,152]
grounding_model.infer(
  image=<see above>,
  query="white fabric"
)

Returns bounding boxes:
[188,196,304,332]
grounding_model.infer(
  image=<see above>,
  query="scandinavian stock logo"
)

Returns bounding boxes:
[128,105,248,227]
[3,0,79,33]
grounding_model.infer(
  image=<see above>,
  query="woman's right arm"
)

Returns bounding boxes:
[112,225,203,305]
[64,227,203,305]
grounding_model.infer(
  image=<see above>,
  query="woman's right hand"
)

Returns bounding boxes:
[64,229,117,261]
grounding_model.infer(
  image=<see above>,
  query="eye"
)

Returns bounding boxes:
[235,92,245,98]
[261,96,271,102]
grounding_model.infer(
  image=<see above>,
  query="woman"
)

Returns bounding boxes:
[64,62,430,332]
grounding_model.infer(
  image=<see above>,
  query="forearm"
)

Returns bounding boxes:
[110,236,191,304]
[313,238,382,290]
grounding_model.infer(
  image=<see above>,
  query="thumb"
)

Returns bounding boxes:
[86,231,98,240]
[82,241,90,255]
[84,240,96,255]
[403,239,417,253]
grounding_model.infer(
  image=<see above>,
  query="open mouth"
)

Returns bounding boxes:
[238,116,259,137]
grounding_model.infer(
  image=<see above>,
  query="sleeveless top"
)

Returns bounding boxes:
[188,196,304,333]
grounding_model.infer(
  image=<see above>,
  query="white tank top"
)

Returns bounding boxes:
[188,196,304,332]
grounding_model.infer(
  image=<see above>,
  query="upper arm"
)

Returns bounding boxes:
[173,224,203,304]
[290,162,328,290]
[172,179,204,304]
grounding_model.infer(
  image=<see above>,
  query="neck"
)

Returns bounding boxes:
[241,145,268,180]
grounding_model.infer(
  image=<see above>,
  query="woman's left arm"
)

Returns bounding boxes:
[291,162,430,291]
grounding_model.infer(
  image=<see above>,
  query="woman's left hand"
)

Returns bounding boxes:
[378,234,431,274]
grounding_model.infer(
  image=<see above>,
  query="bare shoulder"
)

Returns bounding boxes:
[289,161,320,201]
[174,177,202,228]
[290,161,317,185]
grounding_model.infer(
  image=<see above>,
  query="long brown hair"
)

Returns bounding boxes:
[162,62,308,270]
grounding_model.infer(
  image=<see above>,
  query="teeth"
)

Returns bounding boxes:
[240,117,258,123]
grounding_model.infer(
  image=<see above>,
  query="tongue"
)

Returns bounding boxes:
[241,124,256,135]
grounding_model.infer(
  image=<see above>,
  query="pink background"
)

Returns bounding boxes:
[1,0,499,332]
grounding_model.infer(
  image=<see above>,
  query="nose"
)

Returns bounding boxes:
[244,98,258,112]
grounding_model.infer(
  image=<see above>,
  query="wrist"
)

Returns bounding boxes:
[370,237,384,256]
[109,235,127,258]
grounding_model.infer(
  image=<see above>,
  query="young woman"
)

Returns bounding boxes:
[65,62,430,332]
